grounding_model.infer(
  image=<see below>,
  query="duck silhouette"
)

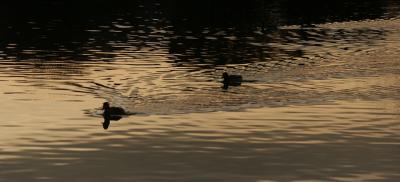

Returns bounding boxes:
[102,102,126,129]
[103,102,126,115]
[222,72,242,89]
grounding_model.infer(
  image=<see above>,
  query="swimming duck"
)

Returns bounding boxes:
[101,102,126,130]
[222,72,242,86]
[102,102,126,116]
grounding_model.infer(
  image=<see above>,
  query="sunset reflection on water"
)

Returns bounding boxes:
[1,1,400,181]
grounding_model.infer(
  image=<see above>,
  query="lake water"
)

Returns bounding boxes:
[1,1,400,181]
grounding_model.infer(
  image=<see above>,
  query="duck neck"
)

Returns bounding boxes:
[223,77,230,84]
[103,107,110,116]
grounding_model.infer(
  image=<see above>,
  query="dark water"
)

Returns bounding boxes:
[1,1,400,181]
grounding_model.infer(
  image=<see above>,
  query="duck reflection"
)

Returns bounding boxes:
[102,102,126,130]
[222,72,242,90]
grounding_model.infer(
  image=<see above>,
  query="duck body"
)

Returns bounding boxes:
[103,102,126,117]
[106,107,126,115]
[222,72,242,86]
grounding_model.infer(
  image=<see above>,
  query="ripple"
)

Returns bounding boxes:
[1,2,400,181]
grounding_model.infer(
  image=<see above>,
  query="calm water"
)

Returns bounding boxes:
[1,1,400,181]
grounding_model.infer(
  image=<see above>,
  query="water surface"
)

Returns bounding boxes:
[1,1,400,181]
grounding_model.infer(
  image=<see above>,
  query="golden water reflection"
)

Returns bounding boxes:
[1,10,400,182]
[0,99,399,181]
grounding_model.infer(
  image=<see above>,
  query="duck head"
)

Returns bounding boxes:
[103,102,110,110]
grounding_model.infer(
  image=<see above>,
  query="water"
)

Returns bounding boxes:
[1,1,400,181]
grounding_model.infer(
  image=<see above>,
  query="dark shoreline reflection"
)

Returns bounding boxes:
[1,0,399,66]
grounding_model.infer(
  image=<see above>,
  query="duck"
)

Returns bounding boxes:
[222,72,242,86]
[102,102,126,117]
[102,102,125,130]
